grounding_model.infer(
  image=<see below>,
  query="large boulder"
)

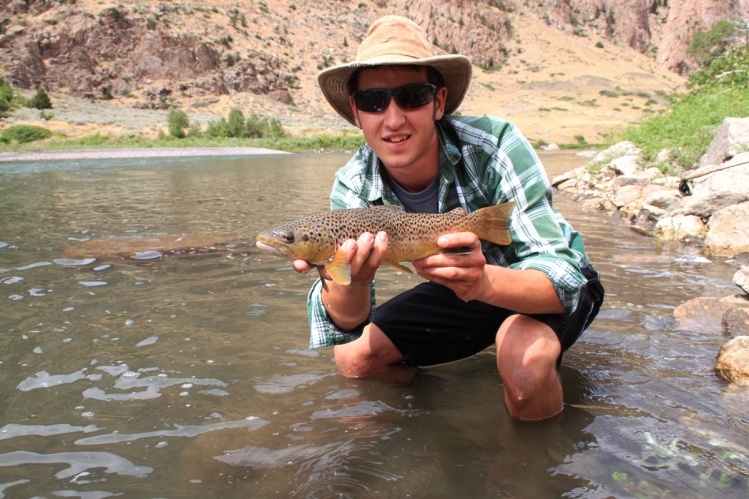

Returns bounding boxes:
[700,117,749,167]
[683,153,749,218]
[704,201,749,257]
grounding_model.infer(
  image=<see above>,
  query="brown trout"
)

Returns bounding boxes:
[255,202,515,286]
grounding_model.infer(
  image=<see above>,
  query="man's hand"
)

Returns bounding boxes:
[411,231,487,302]
[293,231,389,331]
[292,231,388,286]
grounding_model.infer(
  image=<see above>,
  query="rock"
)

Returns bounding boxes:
[541,143,560,150]
[592,141,640,163]
[609,155,641,176]
[704,201,749,257]
[655,214,706,242]
[645,189,685,213]
[734,265,749,296]
[714,336,749,386]
[673,295,749,335]
[683,153,749,218]
[699,117,749,167]
[723,308,749,337]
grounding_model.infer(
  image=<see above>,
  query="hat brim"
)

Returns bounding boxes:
[318,55,473,127]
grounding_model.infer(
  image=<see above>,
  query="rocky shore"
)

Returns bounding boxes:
[554,117,749,387]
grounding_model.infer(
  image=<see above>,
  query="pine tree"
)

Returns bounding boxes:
[27,86,53,110]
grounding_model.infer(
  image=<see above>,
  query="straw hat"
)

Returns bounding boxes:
[317,15,473,127]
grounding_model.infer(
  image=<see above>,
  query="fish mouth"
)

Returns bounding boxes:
[255,240,293,260]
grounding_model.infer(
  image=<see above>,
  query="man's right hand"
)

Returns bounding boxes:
[293,231,388,331]
[292,231,388,287]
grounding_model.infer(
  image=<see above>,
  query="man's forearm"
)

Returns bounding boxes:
[321,281,372,331]
[479,266,566,315]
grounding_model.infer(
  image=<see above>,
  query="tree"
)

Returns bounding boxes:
[27,86,53,110]
[0,77,13,117]
[167,108,190,139]
[226,107,246,138]
[688,20,737,67]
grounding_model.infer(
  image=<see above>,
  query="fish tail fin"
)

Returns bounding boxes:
[473,201,515,245]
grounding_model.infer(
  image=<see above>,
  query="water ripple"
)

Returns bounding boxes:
[0,451,152,478]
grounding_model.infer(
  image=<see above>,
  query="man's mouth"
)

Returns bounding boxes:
[384,135,409,143]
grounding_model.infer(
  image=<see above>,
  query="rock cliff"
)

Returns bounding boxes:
[0,0,744,140]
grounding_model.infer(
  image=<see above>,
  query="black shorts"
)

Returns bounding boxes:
[372,264,604,368]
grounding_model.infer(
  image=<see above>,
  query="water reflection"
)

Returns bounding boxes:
[0,151,746,497]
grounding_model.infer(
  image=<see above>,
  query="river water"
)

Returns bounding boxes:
[0,151,746,498]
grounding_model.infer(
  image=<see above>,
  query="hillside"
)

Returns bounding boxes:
[1,0,744,144]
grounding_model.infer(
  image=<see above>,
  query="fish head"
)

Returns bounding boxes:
[255,220,334,264]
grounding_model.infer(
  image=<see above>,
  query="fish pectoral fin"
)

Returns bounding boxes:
[324,248,351,285]
[389,263,413,274]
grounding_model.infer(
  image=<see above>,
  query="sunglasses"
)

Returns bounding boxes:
[353,83,437,113]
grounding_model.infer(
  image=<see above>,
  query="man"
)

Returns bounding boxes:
[292,15,604,422]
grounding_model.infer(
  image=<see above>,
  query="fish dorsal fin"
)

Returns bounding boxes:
[447,207,468,216]
[324,247,351,285]
[371,204,405,212]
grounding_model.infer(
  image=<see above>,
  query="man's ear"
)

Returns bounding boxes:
[433,86,448,120]
[349,96,362,128]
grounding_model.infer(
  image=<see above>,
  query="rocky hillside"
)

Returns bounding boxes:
[0,0,746,143]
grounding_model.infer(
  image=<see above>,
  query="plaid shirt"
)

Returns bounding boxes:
[307,115,589,348]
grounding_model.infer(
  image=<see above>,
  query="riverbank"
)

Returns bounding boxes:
[0,146,292,163]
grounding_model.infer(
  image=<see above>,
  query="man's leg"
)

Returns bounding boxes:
[495,315,563,422]
[333,322,410,378]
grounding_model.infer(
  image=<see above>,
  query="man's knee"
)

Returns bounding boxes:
[495,316,562,402]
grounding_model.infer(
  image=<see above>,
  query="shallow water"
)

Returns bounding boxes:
[0,151,747,498]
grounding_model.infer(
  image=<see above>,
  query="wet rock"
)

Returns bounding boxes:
[704,201,749,257]
[673,294,749,335]
[700,118,749,167]
[735,265,749,296]
[723,308,749,338]
[714,336,749,387]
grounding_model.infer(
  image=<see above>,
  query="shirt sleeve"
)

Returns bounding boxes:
[485,121,588,313]
[306,149,378,348]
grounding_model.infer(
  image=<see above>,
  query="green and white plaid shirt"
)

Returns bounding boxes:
[307,115,589,348]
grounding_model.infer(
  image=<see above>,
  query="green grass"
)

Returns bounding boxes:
[0,131,366,153]
[610,46,749,170]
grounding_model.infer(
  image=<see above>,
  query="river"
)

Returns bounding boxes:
[0,151,746,497]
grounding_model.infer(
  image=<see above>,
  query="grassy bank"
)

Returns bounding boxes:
[609,45,749,170]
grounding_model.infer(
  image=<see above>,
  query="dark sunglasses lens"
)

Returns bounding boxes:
[354,90,389,113]
[354,84,436,113]
[394,84,435,109]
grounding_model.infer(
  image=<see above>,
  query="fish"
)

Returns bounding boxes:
[255,202,515,286]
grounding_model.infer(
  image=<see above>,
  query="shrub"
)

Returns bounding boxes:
[26,86,53,110]
[167,108,189,138]
[0,76,15,116]
[1,125,52,143]
[226,107,246,137]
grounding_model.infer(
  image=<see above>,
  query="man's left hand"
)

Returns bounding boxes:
[411,232,487,302]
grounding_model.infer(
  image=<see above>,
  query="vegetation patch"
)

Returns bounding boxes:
[611,45,749,169]
[1,125,52,144]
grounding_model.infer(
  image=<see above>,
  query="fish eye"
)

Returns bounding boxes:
[280,231,295,244]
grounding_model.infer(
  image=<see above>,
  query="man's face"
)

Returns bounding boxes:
[349,66,447,182]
